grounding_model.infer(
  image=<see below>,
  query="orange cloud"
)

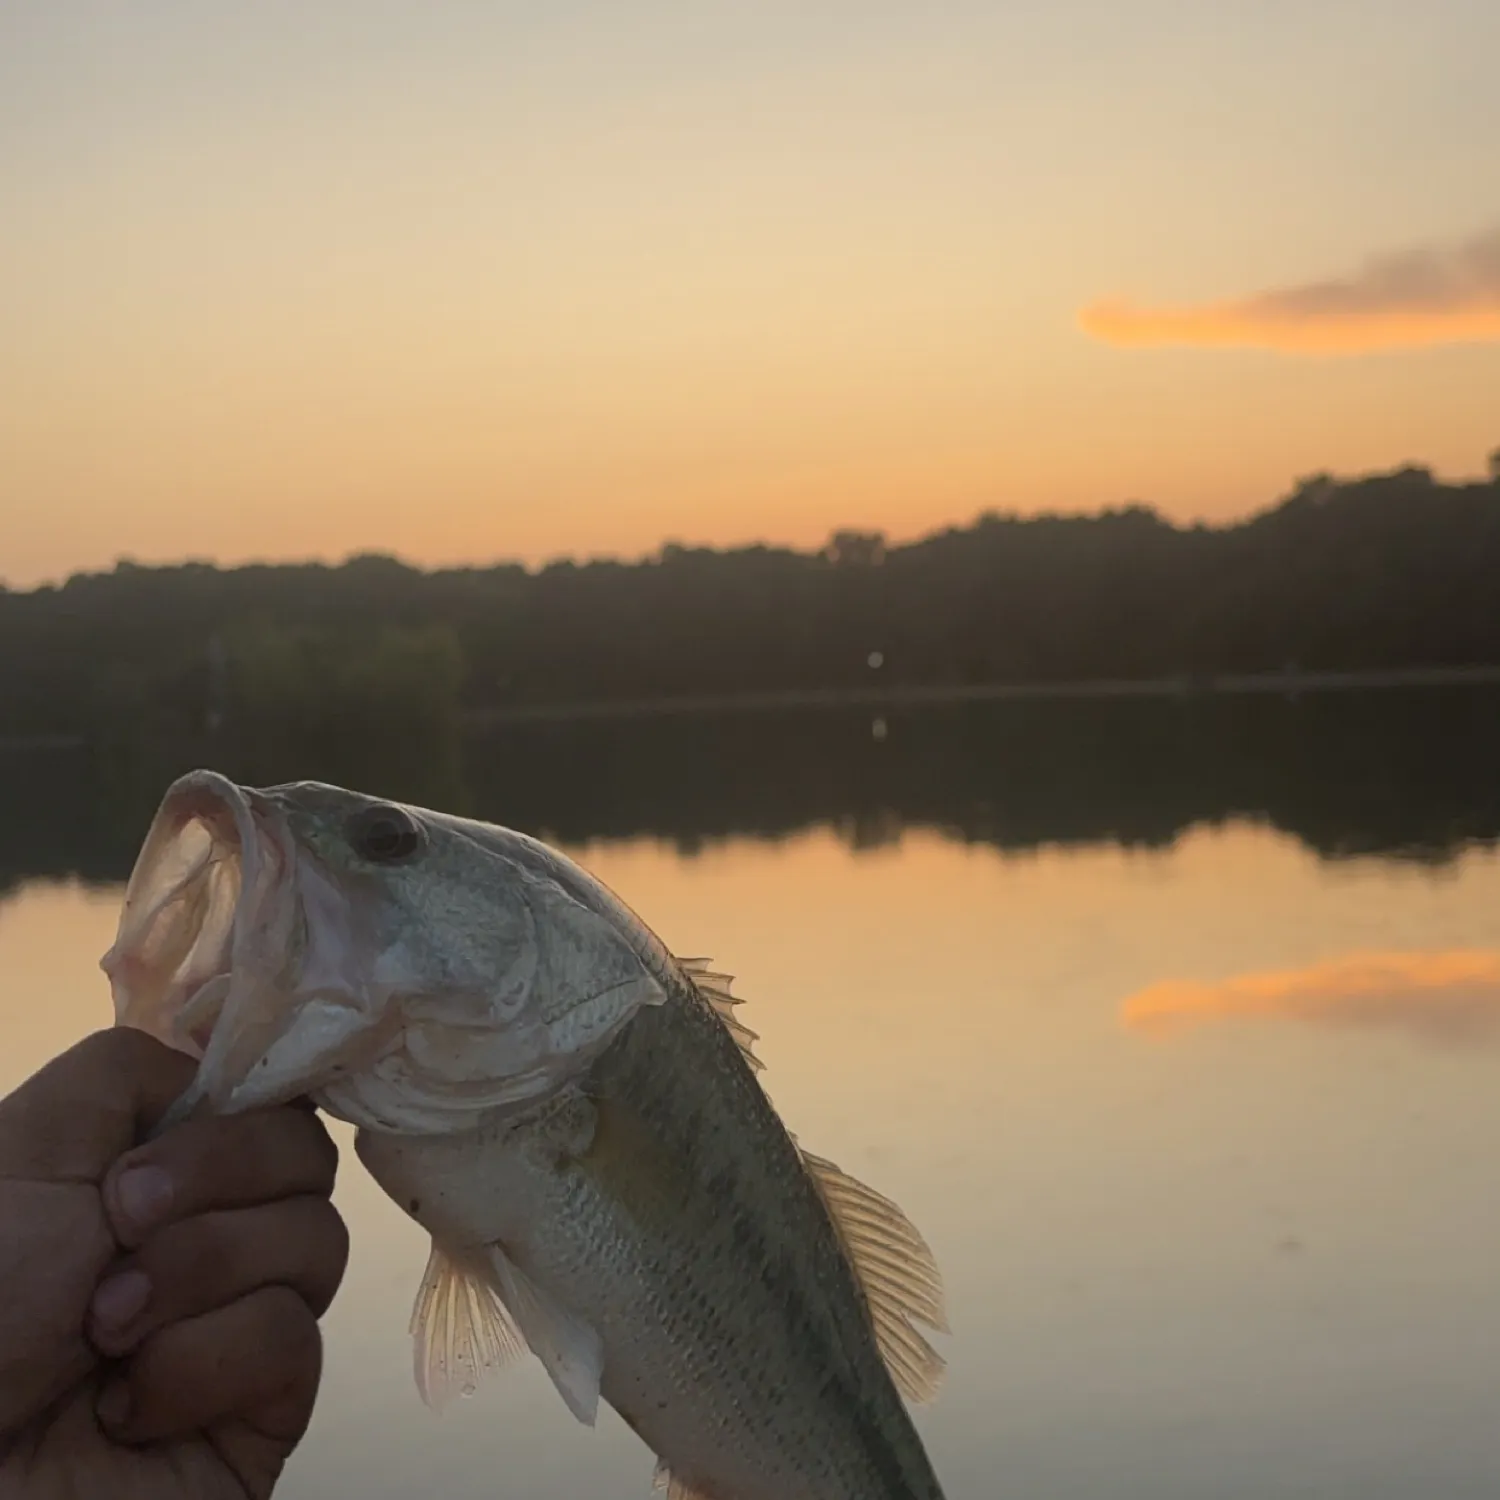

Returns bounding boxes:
[1122,949,1500,1045]
[1080,229,1500,355]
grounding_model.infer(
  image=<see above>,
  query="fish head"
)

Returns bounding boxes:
[103,769,668,1133]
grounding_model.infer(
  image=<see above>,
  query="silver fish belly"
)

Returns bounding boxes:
[357,967,948,1500]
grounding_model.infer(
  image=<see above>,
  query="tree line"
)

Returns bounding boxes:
[3,459,1500,741]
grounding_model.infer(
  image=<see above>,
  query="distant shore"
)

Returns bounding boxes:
[463,664,1500,725]
[0,732,90,752]
[4,664,1499,753]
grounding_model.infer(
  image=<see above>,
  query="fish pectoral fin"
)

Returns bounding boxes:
[653,1457,716,1500]
[801,1150,950,1406]
[484,1243,604,1427]
[410,1239,526,1411]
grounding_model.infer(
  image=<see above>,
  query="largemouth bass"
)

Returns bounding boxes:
[102,770,949,1500]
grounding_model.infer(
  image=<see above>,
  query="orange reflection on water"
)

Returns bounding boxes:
[1122,948,1500,1044]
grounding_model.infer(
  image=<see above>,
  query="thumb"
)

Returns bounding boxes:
[0,1029,198,1183]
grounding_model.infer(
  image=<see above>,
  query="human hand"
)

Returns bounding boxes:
[0,1029,349,1499]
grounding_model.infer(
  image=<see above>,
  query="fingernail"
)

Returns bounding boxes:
[91,1269,151,1332]
[96,1380,131,1430]
[114,1165,173,1234]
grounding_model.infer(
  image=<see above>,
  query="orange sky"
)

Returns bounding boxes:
[1079,229,1500,355]
[3,4,1499,588]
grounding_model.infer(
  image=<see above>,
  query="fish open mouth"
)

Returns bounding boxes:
[102,768,363,1116]
[103,771,294,1051]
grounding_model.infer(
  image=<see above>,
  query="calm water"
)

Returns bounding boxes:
[5,694,1500,1498]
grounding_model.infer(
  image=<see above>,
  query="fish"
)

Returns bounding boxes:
[102,769,950,1500]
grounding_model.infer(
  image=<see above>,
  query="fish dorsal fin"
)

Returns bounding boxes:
[409,1239,526,1411]
[653,1458,714,1499]
[800,1151,950,1405]
[674,957,947,1402]
[483,1243,604,1426]
[678,956,762,1072]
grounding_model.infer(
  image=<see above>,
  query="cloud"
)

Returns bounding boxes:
[1121,949,1500,1046]
[1079,229,1500,355]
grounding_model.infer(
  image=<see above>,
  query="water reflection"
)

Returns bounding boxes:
[2,819,1500,1496]
[1123,949,1500,1045]
[6,699,1500,1497]
[3,686,1500,892]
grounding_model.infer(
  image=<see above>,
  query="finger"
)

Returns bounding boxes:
[103,1105,340,1248]
[89,1195,350,1357]
[97,1284,323,1447]
[0,1029,197,1182]
[144,1087,316,1144]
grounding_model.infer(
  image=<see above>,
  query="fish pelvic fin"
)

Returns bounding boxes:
[801,1151,950,1405]
[483,1243,604,1427]
[653,1457,718,1499]
[678,957,762,1072]
[409,1239,526,1411]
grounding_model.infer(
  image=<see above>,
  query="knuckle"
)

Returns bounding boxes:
[313,1203,352,1298]
[258,1283,323,1366]
[77,1026,156,1075]
[296,1113,341,1190]
[280,1196,349,1311]
[72,1028,124,1067]
[250,1107,338,1195]
[328,1204,351,1269]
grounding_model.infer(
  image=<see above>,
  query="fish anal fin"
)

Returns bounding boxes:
[653,1457,718,1499]
[678,956,763,1072]
[484,1243,604,1426]
[409,1239,525,1411]
[800,1150,950,1405]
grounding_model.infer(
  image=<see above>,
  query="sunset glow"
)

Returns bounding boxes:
[1079,229,1500,355]
[3,4,1499,587]
[1079,302,1500,356]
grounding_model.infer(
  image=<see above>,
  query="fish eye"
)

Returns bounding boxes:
[347,804,423,863]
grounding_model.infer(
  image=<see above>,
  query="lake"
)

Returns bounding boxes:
[4,689,1500,1499]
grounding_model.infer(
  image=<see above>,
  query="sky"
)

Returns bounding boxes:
[2,1,1498,589]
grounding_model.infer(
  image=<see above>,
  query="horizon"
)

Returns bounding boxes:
[4,4,1499,591]
[6,452,1495,593]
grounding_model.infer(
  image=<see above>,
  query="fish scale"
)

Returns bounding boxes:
[376,975,940,1499]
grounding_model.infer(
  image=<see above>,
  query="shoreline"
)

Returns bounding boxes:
[464,664,1500,724]
[4,664,1500,751]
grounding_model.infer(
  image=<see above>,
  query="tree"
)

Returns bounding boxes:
[822,529,887,567]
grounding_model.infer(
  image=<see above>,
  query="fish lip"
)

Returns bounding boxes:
[107,769,396,1122]
[103,768,297,1069]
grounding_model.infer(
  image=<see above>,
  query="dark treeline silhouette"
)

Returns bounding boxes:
[4,461,1500,741]
[3,688,1498,898]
